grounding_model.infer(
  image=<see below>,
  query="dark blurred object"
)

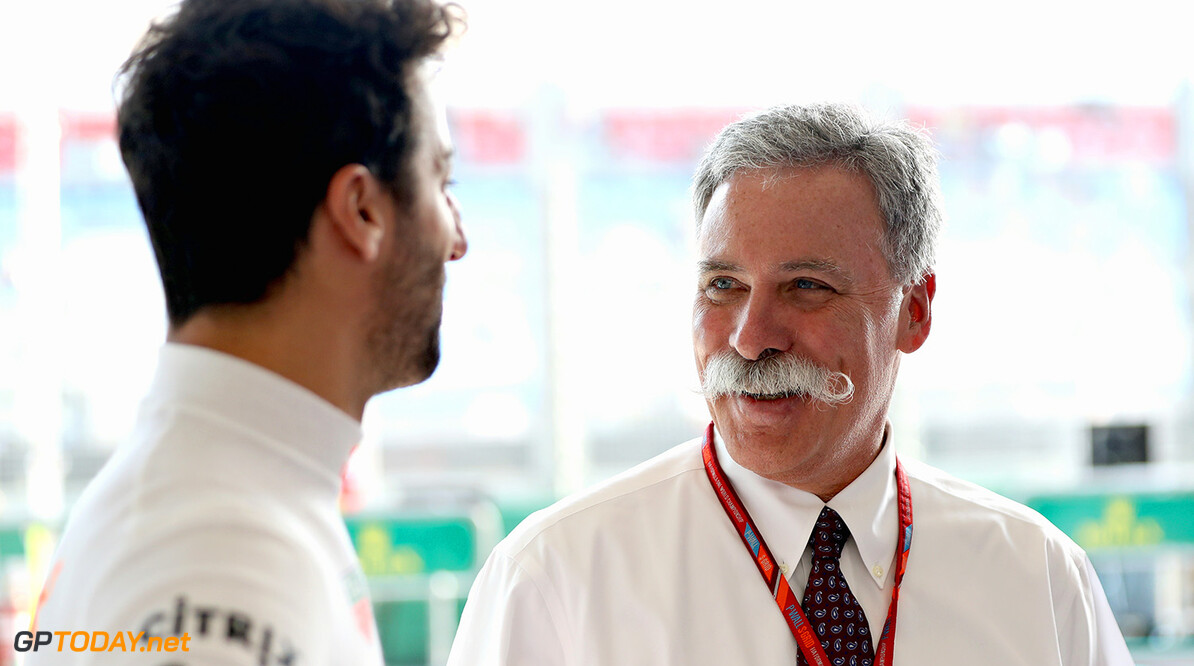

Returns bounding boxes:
[1091,424,1149,466]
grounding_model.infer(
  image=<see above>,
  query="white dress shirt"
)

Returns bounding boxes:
[447,426,1134,665]
[30,343,384,665]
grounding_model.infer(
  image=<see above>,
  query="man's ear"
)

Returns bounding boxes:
[897,273,935,354]
[321,164,388,264]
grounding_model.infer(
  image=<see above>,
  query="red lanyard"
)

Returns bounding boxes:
[701,423,912,666]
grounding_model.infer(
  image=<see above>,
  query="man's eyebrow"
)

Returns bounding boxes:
[697,259,741,273]
[699,258,850,276]
[780,259,855,285]
[779,259,843,273]
[697,258,856,288]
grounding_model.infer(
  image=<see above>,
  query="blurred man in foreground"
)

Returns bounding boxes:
[30,0,466,663]
[447,104,1132,665]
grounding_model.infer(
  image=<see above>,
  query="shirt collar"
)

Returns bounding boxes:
[144,342,364,483]
[713,424,898,589]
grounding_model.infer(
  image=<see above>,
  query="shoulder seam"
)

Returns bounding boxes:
[904,460,1080,548]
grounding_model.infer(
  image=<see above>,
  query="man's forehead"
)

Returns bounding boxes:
[712,163,874,204]
[701,165,881,231]
[429,89,453,158]
[415,60,454,158]
[695,165,889,282]
[696,255,856,284]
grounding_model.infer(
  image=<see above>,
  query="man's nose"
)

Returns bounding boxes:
[729,291,792,361]
[448,191,467,261]
[450,226,467,261]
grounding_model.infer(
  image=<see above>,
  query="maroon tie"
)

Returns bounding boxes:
[796,507,874,666]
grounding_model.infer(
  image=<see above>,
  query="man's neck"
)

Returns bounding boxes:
[806,426,888,502]
[723,424,888,502]
[169,304,367,421]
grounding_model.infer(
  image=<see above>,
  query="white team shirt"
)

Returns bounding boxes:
[30,343,384,665]
[447,427,1134,665]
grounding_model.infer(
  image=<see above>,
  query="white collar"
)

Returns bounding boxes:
[713,425,899,589]
[144,342,364,483]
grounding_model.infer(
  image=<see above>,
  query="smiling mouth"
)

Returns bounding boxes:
[740,392,803,401]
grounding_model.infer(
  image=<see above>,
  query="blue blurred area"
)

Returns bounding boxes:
[0,104,1192,663]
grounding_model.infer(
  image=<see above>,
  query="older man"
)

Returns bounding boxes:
[447,104,1132,665]
[30,1,465,664]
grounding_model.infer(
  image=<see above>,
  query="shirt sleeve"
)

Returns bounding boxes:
[1083,558,1136,666]
[1052,551,1135,666]
[446,548,568,666]
[27,517,337,666]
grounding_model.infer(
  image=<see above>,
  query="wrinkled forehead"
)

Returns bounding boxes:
[695,165,892,277]
[701,159,877,213]
[700,163,880,224]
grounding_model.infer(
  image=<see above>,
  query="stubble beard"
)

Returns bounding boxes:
[365,252,446,395]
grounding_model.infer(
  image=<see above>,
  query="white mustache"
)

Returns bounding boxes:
[701,351,855,406]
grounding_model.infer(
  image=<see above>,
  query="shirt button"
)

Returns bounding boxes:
[872,564,884,578]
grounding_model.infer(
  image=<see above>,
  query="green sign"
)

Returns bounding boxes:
[0,526,25,559]
[1028,493,1194,550]
[344,515,476,577]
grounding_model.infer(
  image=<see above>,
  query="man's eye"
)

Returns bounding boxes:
[703,277,740,302]
[795,278,823,290]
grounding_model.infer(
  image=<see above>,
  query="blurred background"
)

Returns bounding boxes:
[1,0,1192,663]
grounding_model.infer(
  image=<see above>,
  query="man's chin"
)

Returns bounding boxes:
[716,422,808,483]
[373,337,441,394]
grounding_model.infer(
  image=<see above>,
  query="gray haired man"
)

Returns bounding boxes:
[447,104,1132,665]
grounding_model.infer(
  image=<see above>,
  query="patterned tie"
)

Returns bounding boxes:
[796,506,874,666]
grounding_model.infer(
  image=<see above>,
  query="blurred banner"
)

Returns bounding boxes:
[1,0,1193,662]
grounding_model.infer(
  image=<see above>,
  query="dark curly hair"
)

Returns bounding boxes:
[117,0,463,325]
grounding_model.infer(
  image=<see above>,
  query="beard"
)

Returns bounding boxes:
[700,350,854,406]
[365,250,445,394]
